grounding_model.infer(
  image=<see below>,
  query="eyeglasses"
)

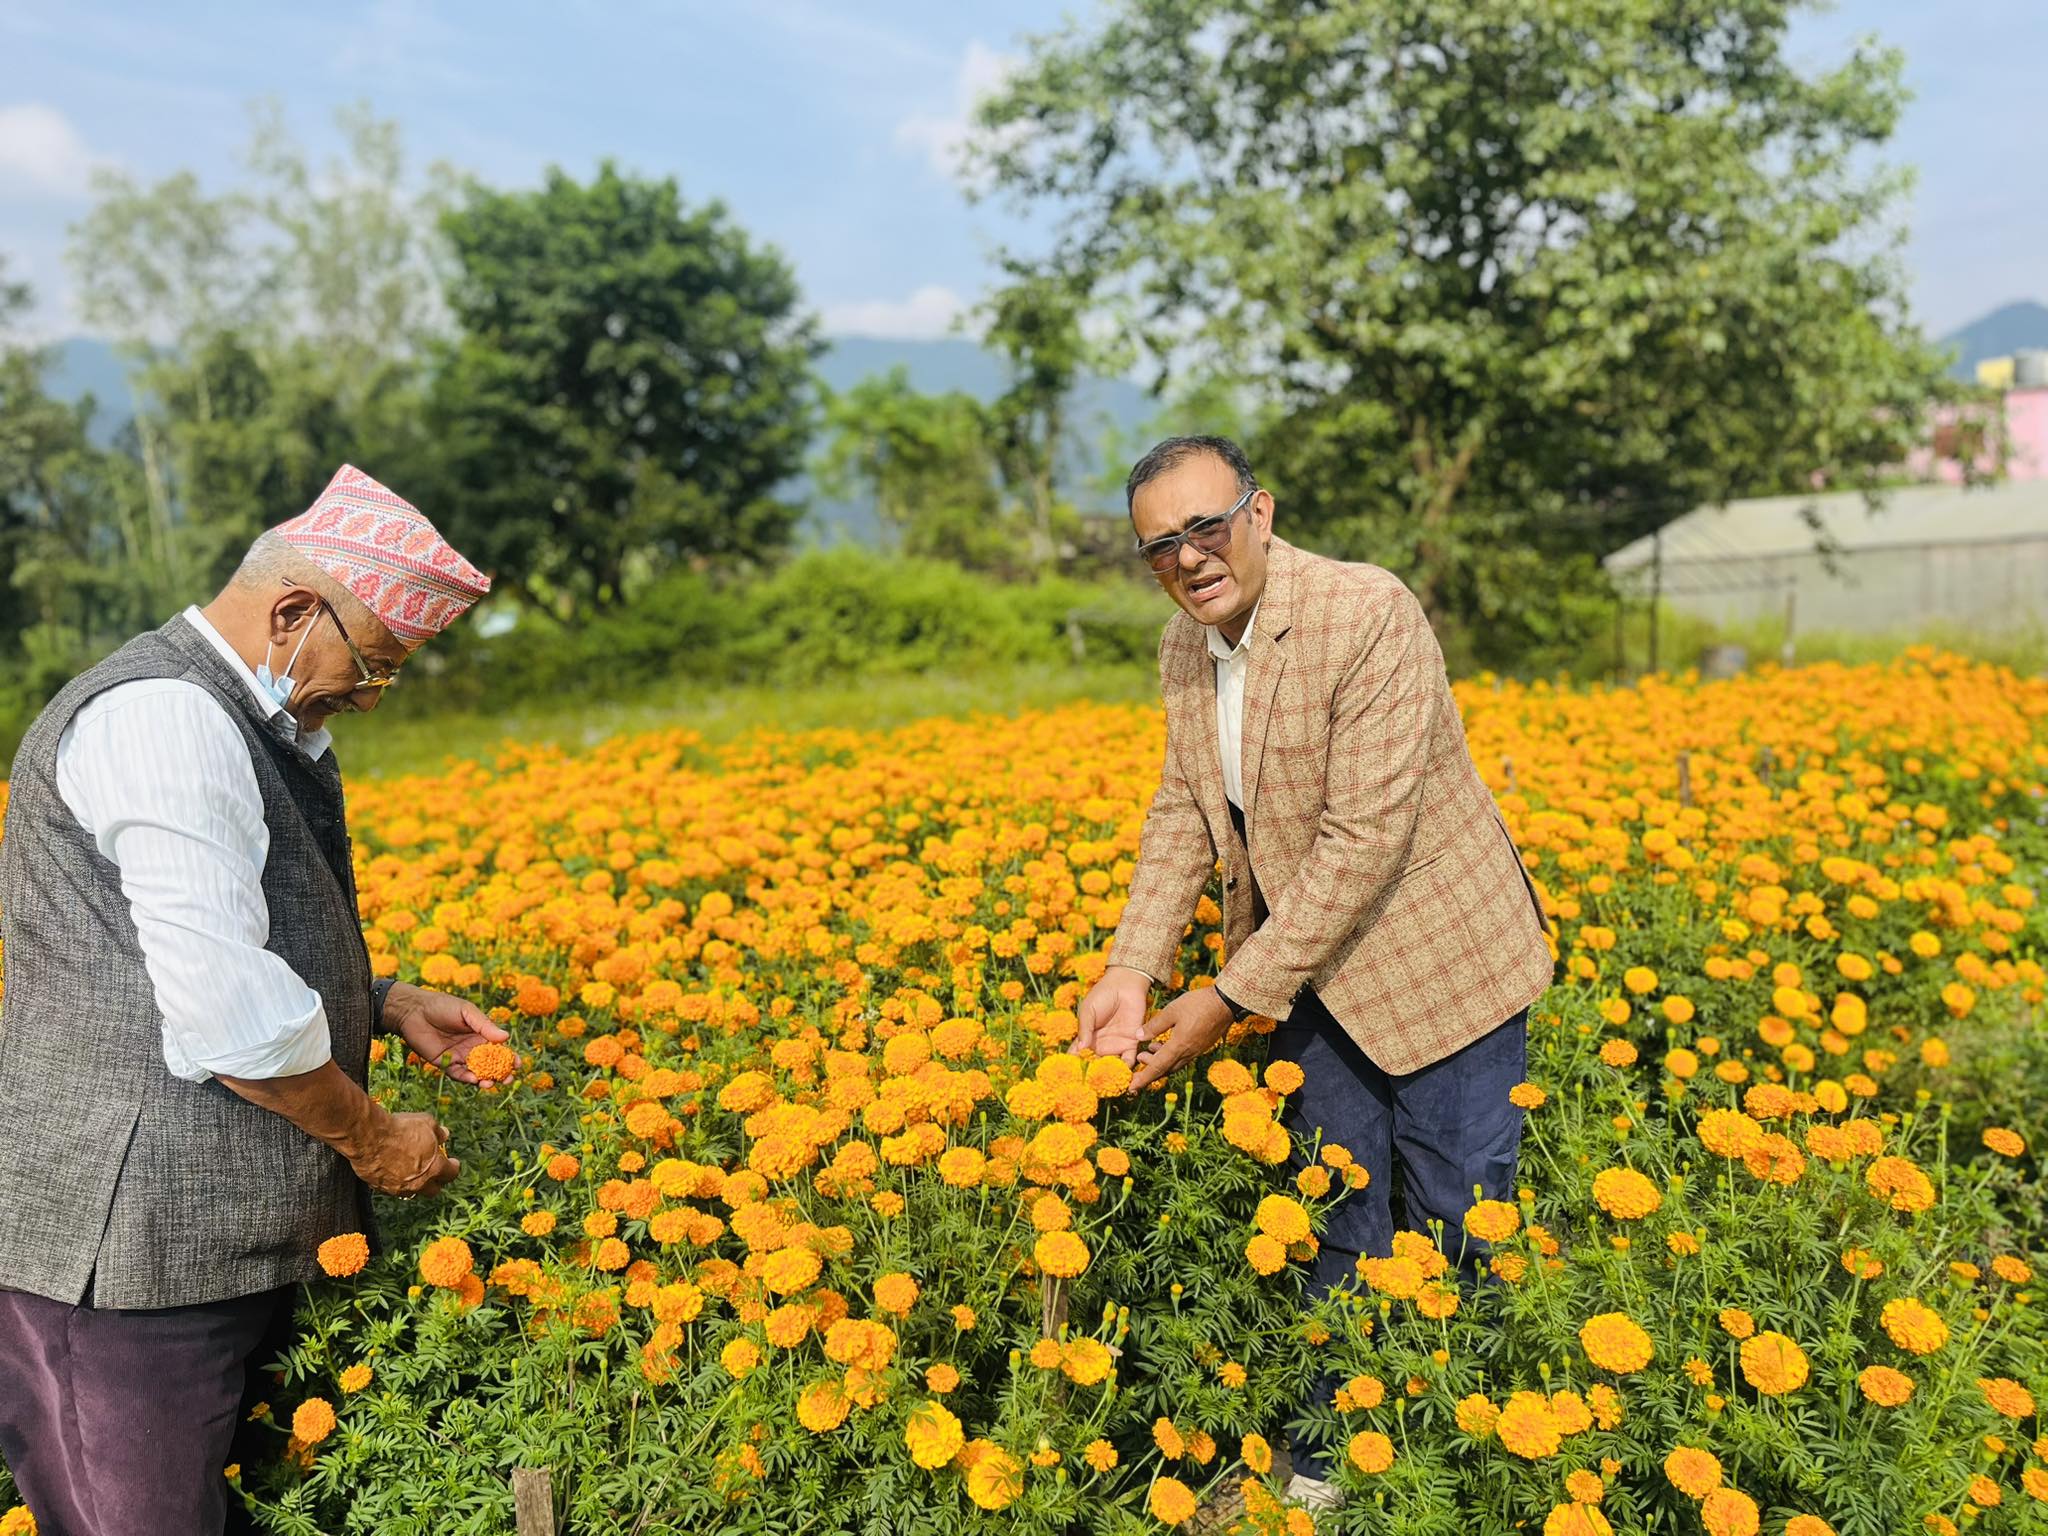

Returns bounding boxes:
[313,596,400,691]
[1133,485,1258,574]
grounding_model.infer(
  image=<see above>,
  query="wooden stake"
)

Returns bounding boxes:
[1677,751,1693,808]
[513,1468,555,1536]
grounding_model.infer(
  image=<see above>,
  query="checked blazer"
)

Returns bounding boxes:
[1109,538,1555,1076]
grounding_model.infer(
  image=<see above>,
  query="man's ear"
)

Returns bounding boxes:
[268,587,323,647]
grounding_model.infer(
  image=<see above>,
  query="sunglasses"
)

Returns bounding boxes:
[1133,485,1257,574]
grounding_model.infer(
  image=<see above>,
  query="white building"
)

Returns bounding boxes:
[1603,480,2048,637]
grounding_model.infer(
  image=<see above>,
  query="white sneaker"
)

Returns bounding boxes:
[1285,1472,1345,1510]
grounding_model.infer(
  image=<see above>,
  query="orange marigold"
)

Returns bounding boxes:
[1865,1156,1936,1213]
[1580,1313,1654,1374]
[291,1398,337,1446]
[1347,1431,1395,1474]
[1591,1167,1661,1220]
[1700,1487,1759,1536]
[418,1235,473,1289]
[1978,1377,2037,1419]
[1497,1392,1562,1459]
[1738,1332,1810,1396]
[1463,1200,1522,1243]
[1034,1231,1090,1278]
[904,1401,965,1469]
[1664,1446,1723,1498]
[1148,1476,1198,1526]
[317,1233,370,1278]
[1858,1365,1915,1406]
[1880,1297,1949,1355]
[465,1041,518,1082]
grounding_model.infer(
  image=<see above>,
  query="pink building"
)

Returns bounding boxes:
[1907,387,2048,482]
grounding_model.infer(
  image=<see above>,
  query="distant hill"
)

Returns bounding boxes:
[40,335,1162,543]
[1939,300,2048,381]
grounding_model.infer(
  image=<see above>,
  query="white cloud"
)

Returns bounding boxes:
[893,40,1018,182]
[0,103,108,198]
[820,285,972,341]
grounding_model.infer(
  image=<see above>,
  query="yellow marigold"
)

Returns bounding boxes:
[1149,1476,1198,1526]
[1978,1378,2037,1419]
[291,1398,337,1446]
[1718,1308,1756,1340]
[418,1235,474,1289]
[904,1400,965,1469]
[1242,1433,1273,1474]
[1265,1060,1306,1095]
[1738,1332,1809,1396]
[1207,1060,1257,1095]
[465,1041,518,1082]
[822,1318,897,1372]
[1347,1431,1395,1474]
[1591,1167,1661,1219]
[1084,1438,1118,1472]
[1061,1338,1114,1387]
[873,1272,920,1317]
[1698,1109,1763,1159]
[1599,1038,1638,1067]
[720,1338,760,1378]
[1663,995,1696,1024]
[337,1363,372,1394]
[1544,1504,1613,1536]
[521,1210,557,1237]
[1968,1475,2002,1508]
[1624,966,1659,995]
[1855,1363,1915,1405]
[937,1147,986,1187]
[760,1245,824,1296]
[1984,1127,2026,1158]
[317,1233,370,1278]
[2022,1467,2048,1502]
[1664,1445,1723,1498]
[1153,1417,1186,1459]
[545,1152,581,1182]
[796,1379,852,1433]
[1028,1337,1064,1370]
[0,1508,38,1536]
[1034,1230,1090,1278]
[1881,1297,1949,1355]
[1246,1233,1287,1275]
[961,1441,1023,1510]
[1700,1487,1759,1536]
[1580,1313,1654,1374]
[1865,1156,1936,1213]
[1255,1194,1312,1245]
[1455,1393,1499,1437]
[1565,1470,1605,1504]
[1668,1231,1701,1256]
[1497,1392,1562,1459]
[1510,1082,1547,1110]
[1993,1255,2032,1283]
[1784,1519,1837,1536]
[1463,1200,1521,1243]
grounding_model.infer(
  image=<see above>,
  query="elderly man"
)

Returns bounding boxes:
[1074,436,1554,1509]
[0,466,503,1535]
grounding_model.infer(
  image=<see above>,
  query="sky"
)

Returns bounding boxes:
[0,0,2041,345]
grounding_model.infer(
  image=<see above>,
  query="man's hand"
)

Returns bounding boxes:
[1071,965,1155,1063]
[385,981,511,1086]
[344,1104,461,1200]
[1128,987,1234,1092]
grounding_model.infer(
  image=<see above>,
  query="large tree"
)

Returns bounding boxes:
[972,0,1954,669]
[429,164,821,611]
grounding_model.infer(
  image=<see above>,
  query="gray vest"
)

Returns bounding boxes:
[0,614,377,1308]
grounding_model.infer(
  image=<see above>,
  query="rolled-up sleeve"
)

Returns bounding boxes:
[55,681,332,1083]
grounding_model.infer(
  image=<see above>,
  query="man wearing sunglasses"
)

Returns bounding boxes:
[1073,435,1554,1513]
[0,466,506,1534]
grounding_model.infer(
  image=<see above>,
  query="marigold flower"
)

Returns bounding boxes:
[1717,1308,1755,1340]
[1738,1332,1809,1396]
[1265,1060,1305,1095]
[1347,1431,1394,1474]
[796,1379,852,1433]
[317,1233,370,1278]
[1463,1199,1521,1243]
[1591,1167,1661,1219]
[1246,1233,1287,1275]
[965,1444,1024,1511]
[1509,1082,1547,1110]
[1034,1230,1090,1278]
[873,1272,919,1316]
[291,1398,337,1446]
[418,1236,474,1289]
[1978,1377,2037,1419]
[1865,1156,1935,1213]
[1455,1394,1500,1437]
[1083,1438,1118,1472]
[465,1041,518,1082]
[1148,1476,1198,1525]
[1698,1108,1764,1158]
[1254,1194,1312,1245]
[1580,1313,1653,1374]
[1153,1417,1186,1459]
[337,1363,372,1394]
[1544,1504,1613,1536]
[1241,1433,1273,1474]
[1784,1519,1837,1536]
[1881,1297,1949,1355]
[1664,1445,1723,1498]
[1497,1392,1562,1459]
[1858,1365,1915,1406]
[904,1401,965,1469]
[1700,1487,1759,1536]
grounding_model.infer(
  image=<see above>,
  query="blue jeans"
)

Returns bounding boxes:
[1268,994,1528,1479]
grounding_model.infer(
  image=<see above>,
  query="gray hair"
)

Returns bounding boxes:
[1125,434,1258,517]
[231,531,388,641]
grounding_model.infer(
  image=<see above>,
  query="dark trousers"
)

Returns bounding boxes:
[1269,993,1528,1478]
[0,1283,294,1536]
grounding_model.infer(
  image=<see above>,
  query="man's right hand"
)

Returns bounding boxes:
[1071,965,1155,1064]
[346,1106,460,1200]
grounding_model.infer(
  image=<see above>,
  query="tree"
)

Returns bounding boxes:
[971,0,1956,670]
[429,164,821,610]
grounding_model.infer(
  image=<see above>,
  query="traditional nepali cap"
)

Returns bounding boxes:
[272,465,491,650]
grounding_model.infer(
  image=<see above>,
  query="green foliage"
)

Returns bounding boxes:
[972,0,1962,672]
[428,163,823,609]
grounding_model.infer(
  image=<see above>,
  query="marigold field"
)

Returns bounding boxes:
[4,650,2048,1536]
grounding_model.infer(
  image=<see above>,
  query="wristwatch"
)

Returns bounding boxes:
[1214,987,1253,1024]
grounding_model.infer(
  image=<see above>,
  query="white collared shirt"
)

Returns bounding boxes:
[1206,600,1259,810]
[52,606,336,1083]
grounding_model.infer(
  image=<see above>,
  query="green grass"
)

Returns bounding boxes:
[329,661,1160,779]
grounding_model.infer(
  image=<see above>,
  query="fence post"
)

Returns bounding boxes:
[1677,751,1693,808]
[513,1468,555,1536]
[1502,756,1518,796]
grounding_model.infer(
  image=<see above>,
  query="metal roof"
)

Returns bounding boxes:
[1605,479,2048,572]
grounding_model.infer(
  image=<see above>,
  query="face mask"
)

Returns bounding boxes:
[256,619,317,711]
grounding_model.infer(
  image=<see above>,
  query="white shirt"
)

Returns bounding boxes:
[53,607,336,1083]
[1206,600,1259,810]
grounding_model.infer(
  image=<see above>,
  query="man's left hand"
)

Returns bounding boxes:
[385,981,511,1086]
[1128,988,1234,1093]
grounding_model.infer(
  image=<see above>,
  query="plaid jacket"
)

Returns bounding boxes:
[1110,539,1554,1075]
